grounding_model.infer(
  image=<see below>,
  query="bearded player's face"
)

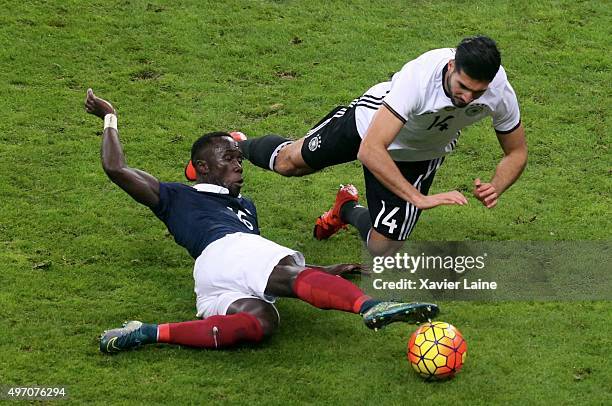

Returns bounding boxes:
[445,60,490,107]
[203,137,244,197]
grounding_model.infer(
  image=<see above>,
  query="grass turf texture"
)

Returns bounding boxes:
[1,0,610,404]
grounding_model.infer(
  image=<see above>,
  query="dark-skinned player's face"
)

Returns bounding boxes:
[198,137,244,197]
[445,60,490,107]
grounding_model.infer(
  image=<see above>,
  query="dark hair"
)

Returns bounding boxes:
[455,35,501,82]
[191,131,231,162]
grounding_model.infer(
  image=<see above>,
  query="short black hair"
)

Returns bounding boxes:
[455,35,501,82]
[191,131,231,162]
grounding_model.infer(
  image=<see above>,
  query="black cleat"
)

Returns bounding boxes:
[362,302,439,330]
[99,321,153,354]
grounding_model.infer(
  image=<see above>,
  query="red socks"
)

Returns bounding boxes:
[157,312,263,349]
[293,268,371,313]
[155,269,370,349]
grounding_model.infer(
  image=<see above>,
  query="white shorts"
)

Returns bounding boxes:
[193,232,305,318]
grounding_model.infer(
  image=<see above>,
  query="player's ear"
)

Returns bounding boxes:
[195,159,209,175]
[448,59,455,72]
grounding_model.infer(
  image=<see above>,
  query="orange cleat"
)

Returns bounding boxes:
[229,131,247,142]
[313,184,359,240]
[185,160,197,181]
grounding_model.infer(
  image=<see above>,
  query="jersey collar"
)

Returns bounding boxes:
[192,183,241,198]
[441,64,452,99]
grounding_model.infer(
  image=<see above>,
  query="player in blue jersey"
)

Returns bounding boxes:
[85,89,439,353]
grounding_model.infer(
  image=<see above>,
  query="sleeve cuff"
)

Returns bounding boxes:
[382,101,407,123]
[495,120,521,135]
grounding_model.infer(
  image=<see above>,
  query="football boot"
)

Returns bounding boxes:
[313,184,359,240]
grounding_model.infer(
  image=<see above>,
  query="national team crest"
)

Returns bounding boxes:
[308,135,322,152]
[465,104,485,117]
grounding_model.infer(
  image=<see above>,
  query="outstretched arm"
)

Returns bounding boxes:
[473,124,527,208]
[306,263,369,277]
[357,105,468,210]
[84,89,160,208]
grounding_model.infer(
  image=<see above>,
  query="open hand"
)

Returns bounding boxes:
[415,190,468,210]
[473,178,498,208]
[84,88,116,119]
[319,263,370,277]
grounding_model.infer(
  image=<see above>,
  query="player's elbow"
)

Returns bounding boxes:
[102,155,128,177]
[357,140,372,165]
[358,139,386,171]
[102,164,126,182]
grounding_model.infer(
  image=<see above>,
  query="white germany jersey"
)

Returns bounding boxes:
[353,48,521,161]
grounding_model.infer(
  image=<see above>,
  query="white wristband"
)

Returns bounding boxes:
[104,114,117,130]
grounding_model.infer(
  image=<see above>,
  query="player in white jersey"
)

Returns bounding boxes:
[236,36,527,255]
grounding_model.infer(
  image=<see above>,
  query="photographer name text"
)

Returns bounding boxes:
[372,278,497,290]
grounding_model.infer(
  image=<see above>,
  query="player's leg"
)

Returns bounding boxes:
[360,159,444,255]
[225,297,279,338]
[365,158,445,254]
[153,298,277,350]
[363,229,402,257]
[265,256,371,313]
[238,133,309,176]
[98,298,276,353]
[240,105,361,176]
[312,183,389,252]
[271,137,314,176]
[265,256,439,329]
[313,184,363,241]
[239,135,319,177]
[316,158,445,256]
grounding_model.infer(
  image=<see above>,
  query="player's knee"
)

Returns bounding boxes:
[256,316,277,338]
[252,305,279,338]
[366,238,404,257]
[227,298,279,338]
[242,300,279,338]
[273,145,314,177]
[273,154,301,177]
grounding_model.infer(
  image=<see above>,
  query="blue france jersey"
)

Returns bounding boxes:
[151,182,260,259]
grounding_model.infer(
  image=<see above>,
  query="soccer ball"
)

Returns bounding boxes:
[407,321,467,380]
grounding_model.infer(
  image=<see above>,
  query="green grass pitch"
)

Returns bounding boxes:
[1,0,610,404]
